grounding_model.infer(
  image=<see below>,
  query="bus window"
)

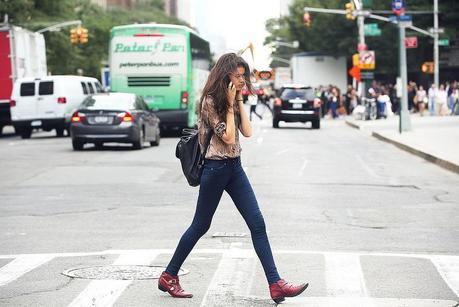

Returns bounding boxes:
[190,33,211,70]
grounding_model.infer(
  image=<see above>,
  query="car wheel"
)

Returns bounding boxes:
[72,139,84,150]
[150,130,160,147]
[312,119,320,129]
[272,118,279,128]
[56,127,65,137]
[19,127,32,139]
[133,128,144,150]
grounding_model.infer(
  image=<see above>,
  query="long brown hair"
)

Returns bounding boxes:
[198,53,254,121]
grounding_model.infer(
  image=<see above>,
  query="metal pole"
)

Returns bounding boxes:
[433,0,439,88]
[357,14,365,97]
[399,24,411,132]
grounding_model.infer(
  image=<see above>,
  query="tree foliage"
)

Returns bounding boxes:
[0,0,186,78]
[265,0,459,79]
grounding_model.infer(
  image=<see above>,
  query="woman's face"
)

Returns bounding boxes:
[229,66,246,91]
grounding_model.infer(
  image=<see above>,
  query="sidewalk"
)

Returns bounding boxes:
[345,115,459,175]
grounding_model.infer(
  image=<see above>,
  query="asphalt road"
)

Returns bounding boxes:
[0,114,458,307]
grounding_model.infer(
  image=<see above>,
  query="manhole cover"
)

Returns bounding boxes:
[62,265,188,280]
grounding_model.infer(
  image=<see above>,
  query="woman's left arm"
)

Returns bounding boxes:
[237,96,252,137]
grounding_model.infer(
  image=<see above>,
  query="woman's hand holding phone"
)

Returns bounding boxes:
[227,81,237,108]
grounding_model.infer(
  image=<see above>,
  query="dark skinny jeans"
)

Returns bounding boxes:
[166,157,281,284]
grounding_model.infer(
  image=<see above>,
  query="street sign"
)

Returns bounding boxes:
[364,23,381,36]
[359,50,376,70]
[392,0,406,16]
[348,66,361,81]
[405,36,418,48]
[257,70,275,81]
[360,72,374,80]
[398,15,412,28]
[429,27,444,34]
[438,39,450,46]
[352,53,360,66]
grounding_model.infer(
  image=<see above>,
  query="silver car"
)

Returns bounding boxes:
[70,93,160,150]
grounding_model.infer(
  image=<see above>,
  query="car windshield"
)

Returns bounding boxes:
[82,95,135,110]
[281,88,315,100]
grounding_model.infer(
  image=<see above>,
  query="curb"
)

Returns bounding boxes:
[372,132,459,175]
[345,120,360,130]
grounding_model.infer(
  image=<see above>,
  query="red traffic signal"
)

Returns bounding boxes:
[303,12,311,27]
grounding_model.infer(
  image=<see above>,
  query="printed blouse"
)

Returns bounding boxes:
[198,95,241,160]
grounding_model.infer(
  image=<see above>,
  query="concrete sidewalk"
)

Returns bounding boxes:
[345,115,459,174]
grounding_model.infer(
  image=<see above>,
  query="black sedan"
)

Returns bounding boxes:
[273,85,321,129]
[70,93,160,150]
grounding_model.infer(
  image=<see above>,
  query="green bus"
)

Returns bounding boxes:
[109,24,211,130]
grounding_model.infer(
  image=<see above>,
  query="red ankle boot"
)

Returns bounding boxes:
[158,271,193,298]
[269,279,308,304]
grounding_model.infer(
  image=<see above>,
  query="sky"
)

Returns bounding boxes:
[179,0,292,70]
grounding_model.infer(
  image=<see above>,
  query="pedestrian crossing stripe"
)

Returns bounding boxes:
[0,247,458,307]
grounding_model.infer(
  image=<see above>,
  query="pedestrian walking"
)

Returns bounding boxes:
[248,94,262,121]
[435,84,448,116]
[158,53,308,304]
[428,84,436,115]
[415,85,427,116]
[328,87,339,119]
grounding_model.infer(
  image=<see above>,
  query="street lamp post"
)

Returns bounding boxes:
[398,22,411,132]
[433,0,439,89]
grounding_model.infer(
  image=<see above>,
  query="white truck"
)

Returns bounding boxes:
[290,52,347,92]
[0,22,47,134]
[274,67,292,91]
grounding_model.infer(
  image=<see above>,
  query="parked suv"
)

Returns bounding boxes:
[272,84,321,129]
[10,75,103,138]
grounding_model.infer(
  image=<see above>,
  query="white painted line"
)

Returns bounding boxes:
[298,158,309,176]
[325,254,370,299]
[246,296,458,306]
[200,243,255,307]
[0,254,55,287]
[431,255,459,297]
[275,148,290,156]
[0,249,457,262]
[355,154,380,179]
[67,251,158,307]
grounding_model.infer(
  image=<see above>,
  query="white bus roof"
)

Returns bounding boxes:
[112,23,201,37]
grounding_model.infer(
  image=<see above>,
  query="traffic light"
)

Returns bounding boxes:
[70,26,89,45]
[79,27,88,44]
[303,12,311,27]
[345,2,355,20]
[421,62,434,74]
[70,28,78,44]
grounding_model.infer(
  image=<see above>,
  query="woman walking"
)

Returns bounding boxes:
[158,53,308,304]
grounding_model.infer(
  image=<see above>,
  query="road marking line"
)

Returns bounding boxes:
[0,249,458,261]
[200,243,255,307]
[275,148,290,156]
[298,158,309,176]
[325,254,371,300]
[0,254,55,287]
[67,251,158,307]
[431,255,459,297]
[246,296,458,306]
[355,154,380,179]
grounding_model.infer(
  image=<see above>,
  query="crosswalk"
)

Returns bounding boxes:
[0,246,458,307]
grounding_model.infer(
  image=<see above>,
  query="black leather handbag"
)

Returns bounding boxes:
[175,128,212,187]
